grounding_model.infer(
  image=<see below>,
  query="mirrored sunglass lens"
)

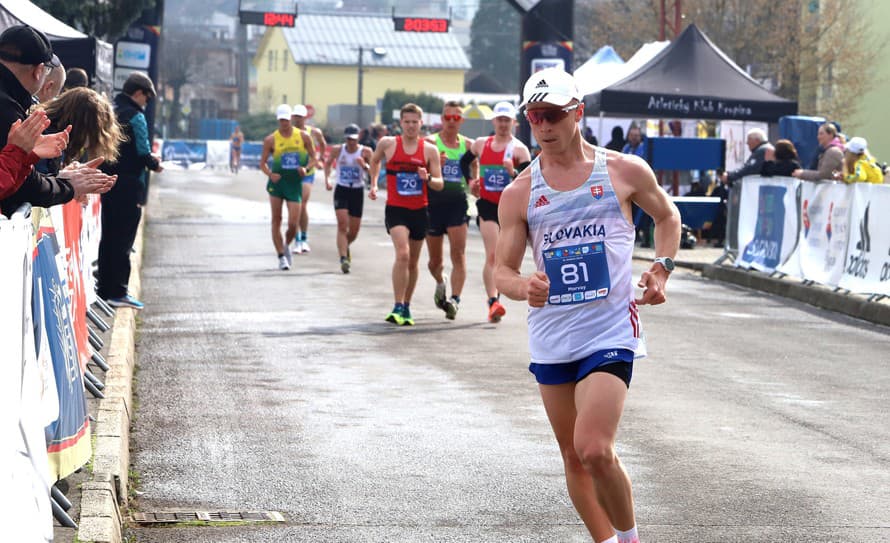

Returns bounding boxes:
[527,109,565,124]
[444,115,461,121]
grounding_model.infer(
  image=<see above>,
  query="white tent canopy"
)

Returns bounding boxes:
[574,40,670,97]
[0,0,86,39]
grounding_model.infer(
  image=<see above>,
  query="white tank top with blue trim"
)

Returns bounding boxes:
[336,145,365,188]
[526,148,645,364]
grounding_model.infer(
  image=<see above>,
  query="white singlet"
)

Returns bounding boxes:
[336,145,365,189]
[526,148,645,364]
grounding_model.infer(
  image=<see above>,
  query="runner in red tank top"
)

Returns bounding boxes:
[465,102,531,323]
[369,103,444,325]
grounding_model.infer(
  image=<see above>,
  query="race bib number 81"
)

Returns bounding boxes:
[543,242,611,305]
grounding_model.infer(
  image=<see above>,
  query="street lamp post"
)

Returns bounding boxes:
[357,46,387,128]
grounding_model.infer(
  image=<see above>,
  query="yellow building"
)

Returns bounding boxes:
[253,13,471,130]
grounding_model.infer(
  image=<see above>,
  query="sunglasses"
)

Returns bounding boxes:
[442,114,462,122]
[524,103,581,125]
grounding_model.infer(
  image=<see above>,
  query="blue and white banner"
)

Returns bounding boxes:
[161,140,208,168]
[735,176,800,272]
[838,184,890,295]
[779,182,852,286]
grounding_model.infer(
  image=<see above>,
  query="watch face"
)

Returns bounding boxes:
[656,257,675,271]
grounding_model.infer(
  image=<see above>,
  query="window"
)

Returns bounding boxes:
[282,49,288,71]
[267,50,273,71]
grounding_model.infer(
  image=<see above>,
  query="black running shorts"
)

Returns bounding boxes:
[427,198,469,236]
[385,205,429,241]
[333,185,364,218]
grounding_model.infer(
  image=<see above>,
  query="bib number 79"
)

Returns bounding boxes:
[561,262,589,285]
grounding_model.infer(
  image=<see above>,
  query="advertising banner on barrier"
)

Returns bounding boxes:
[32,212,92,481]
[735,176,799,272]
[81,195,101,306]
[780,182,852,286]
[161,140,208,168]
[838,184,890,295]
[240,141,264,170]
[0,216,55,542]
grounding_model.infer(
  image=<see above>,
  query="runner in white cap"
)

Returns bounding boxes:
[495,68,681,543]
[460,101,531,323]
[259,104,315,270]
[291,104,327,253]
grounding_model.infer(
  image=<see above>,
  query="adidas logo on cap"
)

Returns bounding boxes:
[535,79,548,88]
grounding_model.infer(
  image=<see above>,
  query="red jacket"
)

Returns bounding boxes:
[0,144,39,215]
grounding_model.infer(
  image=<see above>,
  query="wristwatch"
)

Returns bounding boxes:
[653,257,675,273]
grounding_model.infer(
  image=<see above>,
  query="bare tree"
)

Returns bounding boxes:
[582,0,885,126]
[160,27,200,138]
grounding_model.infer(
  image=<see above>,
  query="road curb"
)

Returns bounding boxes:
[700,264,890,327]
[77,218,144,543]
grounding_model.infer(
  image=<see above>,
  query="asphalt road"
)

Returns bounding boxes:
[128,167,890,542]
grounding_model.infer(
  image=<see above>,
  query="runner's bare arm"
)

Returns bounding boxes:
[424,141,444,191]
[313,127,326,157]
[259,134,279,181]
[614,153,681,305]
[324,145,341,190]
[368,137,393,200]
[496,172,549,306]
[302,132,316,173]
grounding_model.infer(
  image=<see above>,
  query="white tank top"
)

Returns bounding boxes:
[526,148,645,364]
[336,145,365,188]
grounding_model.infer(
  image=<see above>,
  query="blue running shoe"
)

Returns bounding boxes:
[106,294,144,310]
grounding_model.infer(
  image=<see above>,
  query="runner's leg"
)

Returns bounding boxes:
[300,182,312,243]
[574,372,636,531]
[335,208,350,258]
[404,237,424,304]
[540,382,616,542]
[390,226,411,303]
[446,223,468,298]
[269,196,285,255]
[347,215,361,244]
[285,199,301,249]
[426,234,445,284]
[479,218,500,299]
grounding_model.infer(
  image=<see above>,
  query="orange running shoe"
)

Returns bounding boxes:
[488,300,506,323]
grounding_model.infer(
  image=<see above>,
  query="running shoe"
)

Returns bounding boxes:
[488,300,506,323]
[301,240,311,253]
[278,255,290,270]
[400,306,415,326]
[106,294,144,310]
[385,306,405,325]
[433,277,447,310]
[340,256,350,274]
[292,240,303,254]
[444,297,459,320]
[285,250,293,269]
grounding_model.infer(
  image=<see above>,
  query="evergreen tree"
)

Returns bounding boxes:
[32,0,156,42]
[470,1,521,93]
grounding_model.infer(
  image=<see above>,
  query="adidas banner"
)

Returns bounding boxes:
[735,176,800,272]
[779,182,852,287]
[838,184,890,296]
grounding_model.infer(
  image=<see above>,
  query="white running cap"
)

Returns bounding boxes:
[520,68,582,108]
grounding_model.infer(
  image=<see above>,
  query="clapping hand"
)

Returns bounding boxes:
[60,157,117,197]
[7,111,70,159]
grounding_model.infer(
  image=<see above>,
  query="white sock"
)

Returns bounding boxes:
[616,526,639,543]
[600,536,618,543]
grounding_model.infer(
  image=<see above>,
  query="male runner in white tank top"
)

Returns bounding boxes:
[496,68,681,543]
